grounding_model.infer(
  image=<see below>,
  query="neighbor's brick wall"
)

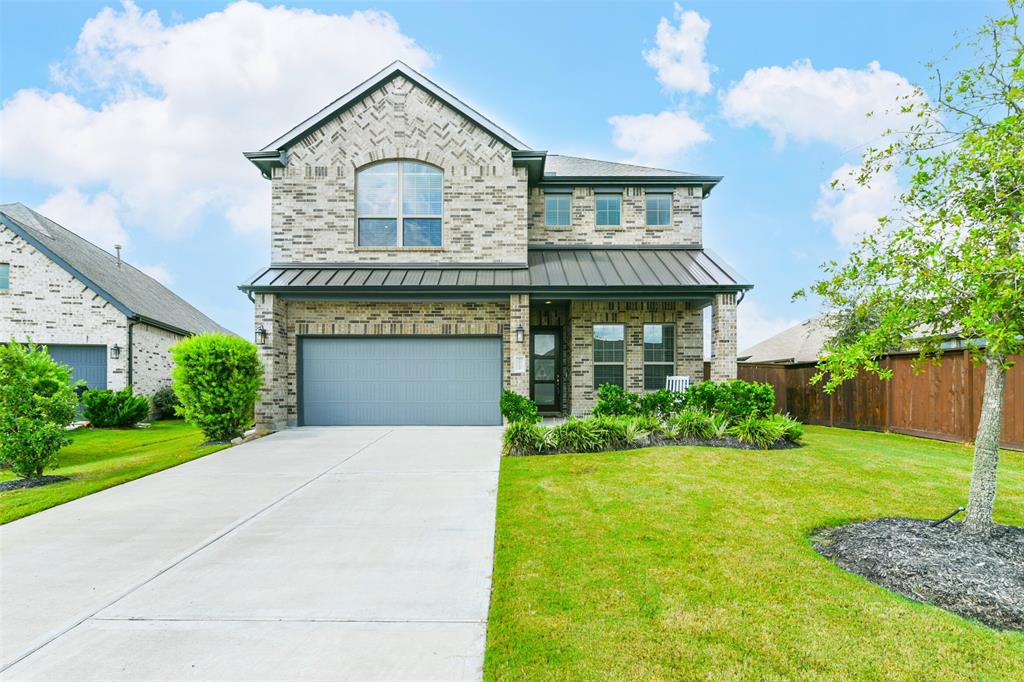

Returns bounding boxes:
[568,300,705,416]
[527,186,702,246]
[271,75,528,265]
[710,293,738,382]
[130,322,184,395]
[1,226,129,389]
[255,298,513,428]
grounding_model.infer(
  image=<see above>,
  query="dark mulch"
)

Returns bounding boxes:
[813,517,1024,631]
[517,435,802,456]
[0,475,72,492]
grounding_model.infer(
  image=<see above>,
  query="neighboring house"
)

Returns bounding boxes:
[240,62,752,429]
[739,318,834,364]
[0,203,231,395]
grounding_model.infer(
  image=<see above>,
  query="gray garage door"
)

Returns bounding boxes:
[46,345,107,391]
[300,337,502,426]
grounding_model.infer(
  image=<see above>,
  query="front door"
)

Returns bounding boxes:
[531,328,561,413]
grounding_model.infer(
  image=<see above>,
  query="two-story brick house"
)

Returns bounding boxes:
[240,62,750,429]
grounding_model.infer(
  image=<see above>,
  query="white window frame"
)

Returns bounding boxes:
[595,193,622,227]
[356,161,443,248]
[643,323,675,391]
[645,192,672,227]
[545,193,572,227]
[593,323,625,389]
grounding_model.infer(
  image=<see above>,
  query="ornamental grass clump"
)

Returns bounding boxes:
[503,421,554,456]
[671,409,715,440]
[729,415,787,449]
[170,334,262,442]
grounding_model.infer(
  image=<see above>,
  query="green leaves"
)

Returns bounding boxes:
[170,334,263,442]
[0,340,78,479]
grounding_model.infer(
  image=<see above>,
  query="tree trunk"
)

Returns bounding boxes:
[963,354,1007,537]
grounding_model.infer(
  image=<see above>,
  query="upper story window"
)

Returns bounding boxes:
[356,161,442,247]
[545,193,571,227]
[0,263,9,290]
[595,193,621,227]
[646,192,672,226]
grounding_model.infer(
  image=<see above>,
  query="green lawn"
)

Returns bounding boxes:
[0,420,228,524]
[485,426,1024,681]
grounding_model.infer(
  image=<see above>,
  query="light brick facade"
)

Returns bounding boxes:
[527,186,702,246]
[248,67,743,428]
[710,293,739,382]
[2,225,189,396]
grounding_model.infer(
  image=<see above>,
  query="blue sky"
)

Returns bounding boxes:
[0,0,1002,345]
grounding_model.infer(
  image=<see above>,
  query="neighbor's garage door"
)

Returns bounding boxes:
[300,337,502,426]
[46,345,107,391]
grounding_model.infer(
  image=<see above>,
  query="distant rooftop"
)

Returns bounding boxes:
[0,203,232,337]
[739,318,833,364]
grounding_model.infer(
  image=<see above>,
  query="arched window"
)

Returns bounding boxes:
[356,161,443,247]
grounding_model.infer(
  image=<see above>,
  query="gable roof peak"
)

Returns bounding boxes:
[251,61,528,162]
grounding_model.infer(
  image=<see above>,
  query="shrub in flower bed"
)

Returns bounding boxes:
[683,379,775,421]
[503,411,804,456]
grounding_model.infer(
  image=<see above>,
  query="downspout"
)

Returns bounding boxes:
[737,290,746,305]
[127,318,137,389]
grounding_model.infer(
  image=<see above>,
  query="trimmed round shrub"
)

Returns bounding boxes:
[82,387,150,427]
[500,390,540,424]
[683,379,775,421]
[592,384,640,417]
[171,334,263,442]
[150,385,181,420]
[0,340,78,479]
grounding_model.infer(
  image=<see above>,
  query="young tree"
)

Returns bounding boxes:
[797,1,1023,537]
[0,341,79,479]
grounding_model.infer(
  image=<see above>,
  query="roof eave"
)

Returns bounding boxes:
[539,175,723,196]
[243,150,289,179]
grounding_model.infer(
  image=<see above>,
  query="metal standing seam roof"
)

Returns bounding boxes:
[0,203,233,336]
[240,247,751,294]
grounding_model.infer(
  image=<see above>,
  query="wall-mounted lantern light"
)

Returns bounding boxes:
[255,324,267,345]
[514,324,525,344]
[109,344,121,359]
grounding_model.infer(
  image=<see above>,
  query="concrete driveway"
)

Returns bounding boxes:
[1,426,502,681]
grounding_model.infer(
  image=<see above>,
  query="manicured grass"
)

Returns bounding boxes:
[0,420,228,524]
[485,426,1024,680]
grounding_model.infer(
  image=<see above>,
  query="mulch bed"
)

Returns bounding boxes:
[0,475,71,492]
[517,435,802,456]
[813,517,1024,631]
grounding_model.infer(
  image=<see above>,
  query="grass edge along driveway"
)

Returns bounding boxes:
[485,425,1024,681]
[1,421,228,524]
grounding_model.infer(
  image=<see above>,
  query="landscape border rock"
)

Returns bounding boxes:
[812,517,1024,632]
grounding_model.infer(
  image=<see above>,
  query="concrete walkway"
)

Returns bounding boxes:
[1,426,502,681]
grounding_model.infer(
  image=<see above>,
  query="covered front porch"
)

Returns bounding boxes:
[513,295,739,417]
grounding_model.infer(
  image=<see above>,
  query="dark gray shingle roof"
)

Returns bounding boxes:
[1,203,231,336]
[240,247,750,294]
[543,155,696,178]
[738,318,833,364]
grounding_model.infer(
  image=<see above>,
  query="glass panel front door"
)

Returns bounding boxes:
[531,329,560,412]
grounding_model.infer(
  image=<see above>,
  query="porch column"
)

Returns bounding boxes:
[710,293,738,382]
[508,294,531,397]
[255,293,289,432]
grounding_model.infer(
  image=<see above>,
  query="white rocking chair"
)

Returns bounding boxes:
[665,375,691,393]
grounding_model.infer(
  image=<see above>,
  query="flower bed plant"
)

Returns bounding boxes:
[503,411,804,456]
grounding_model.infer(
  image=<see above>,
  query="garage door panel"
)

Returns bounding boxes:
[300,337,501,426]
[46,345,107,391]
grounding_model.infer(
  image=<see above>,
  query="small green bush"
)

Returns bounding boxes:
[684,379,775,421]
[551,418,604,452]
[171,334,263,442]
[672,409,715,440]
[768,413,804,443]
[592,384,640,417]
[82,387,150,427]
[500,390,540,424]
[150,385,181,420]
[638,389,687,419]
[503,421,554,455]
[0,341,78,478]
[729,415,787,449]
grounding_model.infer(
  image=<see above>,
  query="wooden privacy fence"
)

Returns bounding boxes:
[704,351,1022,451]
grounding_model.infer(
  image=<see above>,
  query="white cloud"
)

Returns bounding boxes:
[609,109,711,168]
[704,300,802,356]
[721,60,919,149]
[813,163,900,248]
[643,4,714,95]
[37,188,127,251]
[1,0,433,237]
[136,263,175,286]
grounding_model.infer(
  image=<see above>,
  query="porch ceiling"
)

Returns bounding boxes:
[239,246,751,297]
